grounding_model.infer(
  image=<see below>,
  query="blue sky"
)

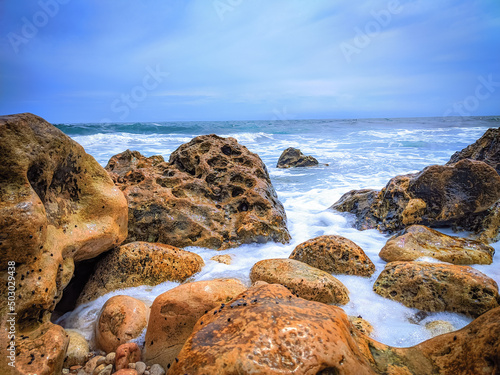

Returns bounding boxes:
[1,0,499,123]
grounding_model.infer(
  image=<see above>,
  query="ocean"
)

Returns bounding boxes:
[54,116,500,349]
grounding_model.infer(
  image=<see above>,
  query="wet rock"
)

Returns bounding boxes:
[144,278,247,370]
[447,127,500,174]
[379,225,495,264]
[64,329,90,367]
[425,320,455,337]
[349,316,374,336]
[249,258,349,305]
[78,242,203,304]
[332,159,500,235]
[276,147,319,168]
[0,113,128,374]
[290,235,375,276]
[210,254,233,264]
[115,343,142,371]
[373,261,499,317]
[106,135,290,250]
[95,295,150,353]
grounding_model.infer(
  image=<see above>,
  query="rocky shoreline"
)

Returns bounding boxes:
[1,113,499,374]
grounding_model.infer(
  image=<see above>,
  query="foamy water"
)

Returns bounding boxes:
[56,117,500,349]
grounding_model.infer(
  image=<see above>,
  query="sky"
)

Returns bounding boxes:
[0,0,499,123]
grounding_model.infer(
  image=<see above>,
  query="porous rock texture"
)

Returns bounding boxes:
[373,261,500,317]
[169,283,500,375]
[106,134,291,249]
[276,147,319,168]
[144,279,247,370]
[0,113,128,375]
[249,258,349,304]
[332,159,500,238]
[290,235,375,276]
[379,225,495,265]
[95,295,150,353]
[77,241,204,305]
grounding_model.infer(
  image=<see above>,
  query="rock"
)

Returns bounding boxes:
[83,355,105,374]
[249,258,349,305]
[95,295,150,353]
[425,320,455,337]
[379,225,495,264]
[78,242,204,304]
[332,159,500,235]
[106,135,291,250]
[149,364,166,375]
[0,113,128,374]
[276,147,319,168]
[144,278,247,370]
[135,361,147,375]
[373,261,500,317]
[447,127,500,174]
[349,316,374,336]
[289,235,375,276]
[64,329,90,367]
[115,343,142,371]
[97,364,113,375]
[210,254,233,264]
[105,352,115,365]
[113,370,138,375]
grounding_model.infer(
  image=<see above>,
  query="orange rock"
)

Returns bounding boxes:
[250,258,349,304]
[290,235,375,276]
[106,135,291,250]
[379,225,494,264]
[95,295,150,353]
[77,242,204,304]
[113,369,138,375]
[144,278,247,370]
[210,254,233,264]
[373,261,499,317]
[115,342,141,371]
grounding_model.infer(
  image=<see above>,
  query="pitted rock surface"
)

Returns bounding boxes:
[106,135,290,249]
[373,261,500,317]
[276,147,319,168]
[290,235,375,276]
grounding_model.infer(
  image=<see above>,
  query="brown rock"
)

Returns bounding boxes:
[249,258,349,304]
[425,320,455,337]
[290,235,375,276]
[332,159,500,235]
[64,329,90,367]
[276,147,319,168]
[349,316,374,336]
[83,355,105,374]
[78,242,204,304]
[380,225,495,264]
[144,278,247,370]
[115,343,142,371]
[0,113,127,375]
[210,254,232,264]
[106,135,290,250]
[113,370,138,375]
[95,295,150,353]
[373,261,500,317]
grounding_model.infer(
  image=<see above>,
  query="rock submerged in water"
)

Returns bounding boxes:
[106,134,291,250]
[290,235,375,276]
[77,241,204,305]
[249,258,349,305]
[373,261,500,317]
[0,113,128,375]
[276,147,319,168]
[380,225,495,264]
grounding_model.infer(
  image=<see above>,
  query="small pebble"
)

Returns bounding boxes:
[62,369,70,374]
[105,352,115,365]
[128,362,136,369]
[149,363,166,375]
[135,361,147,375]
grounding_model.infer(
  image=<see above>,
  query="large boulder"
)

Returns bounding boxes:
[379,225,495,264]
[106,135,291,250]
[332,159,500,235]
[168,283,500,375]
[77,242,204,304]
[276,147,319,168]
[249,258,349,304]
[95,295,150,353]
[0,113,128,374]
[144,279,247,370]
[373,261,500,317]
[290,235,375,276]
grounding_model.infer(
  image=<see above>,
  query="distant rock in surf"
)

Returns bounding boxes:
[276,147,320,168]
[106,134,291,250]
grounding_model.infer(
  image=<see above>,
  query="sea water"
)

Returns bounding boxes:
[54,116,500,349]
